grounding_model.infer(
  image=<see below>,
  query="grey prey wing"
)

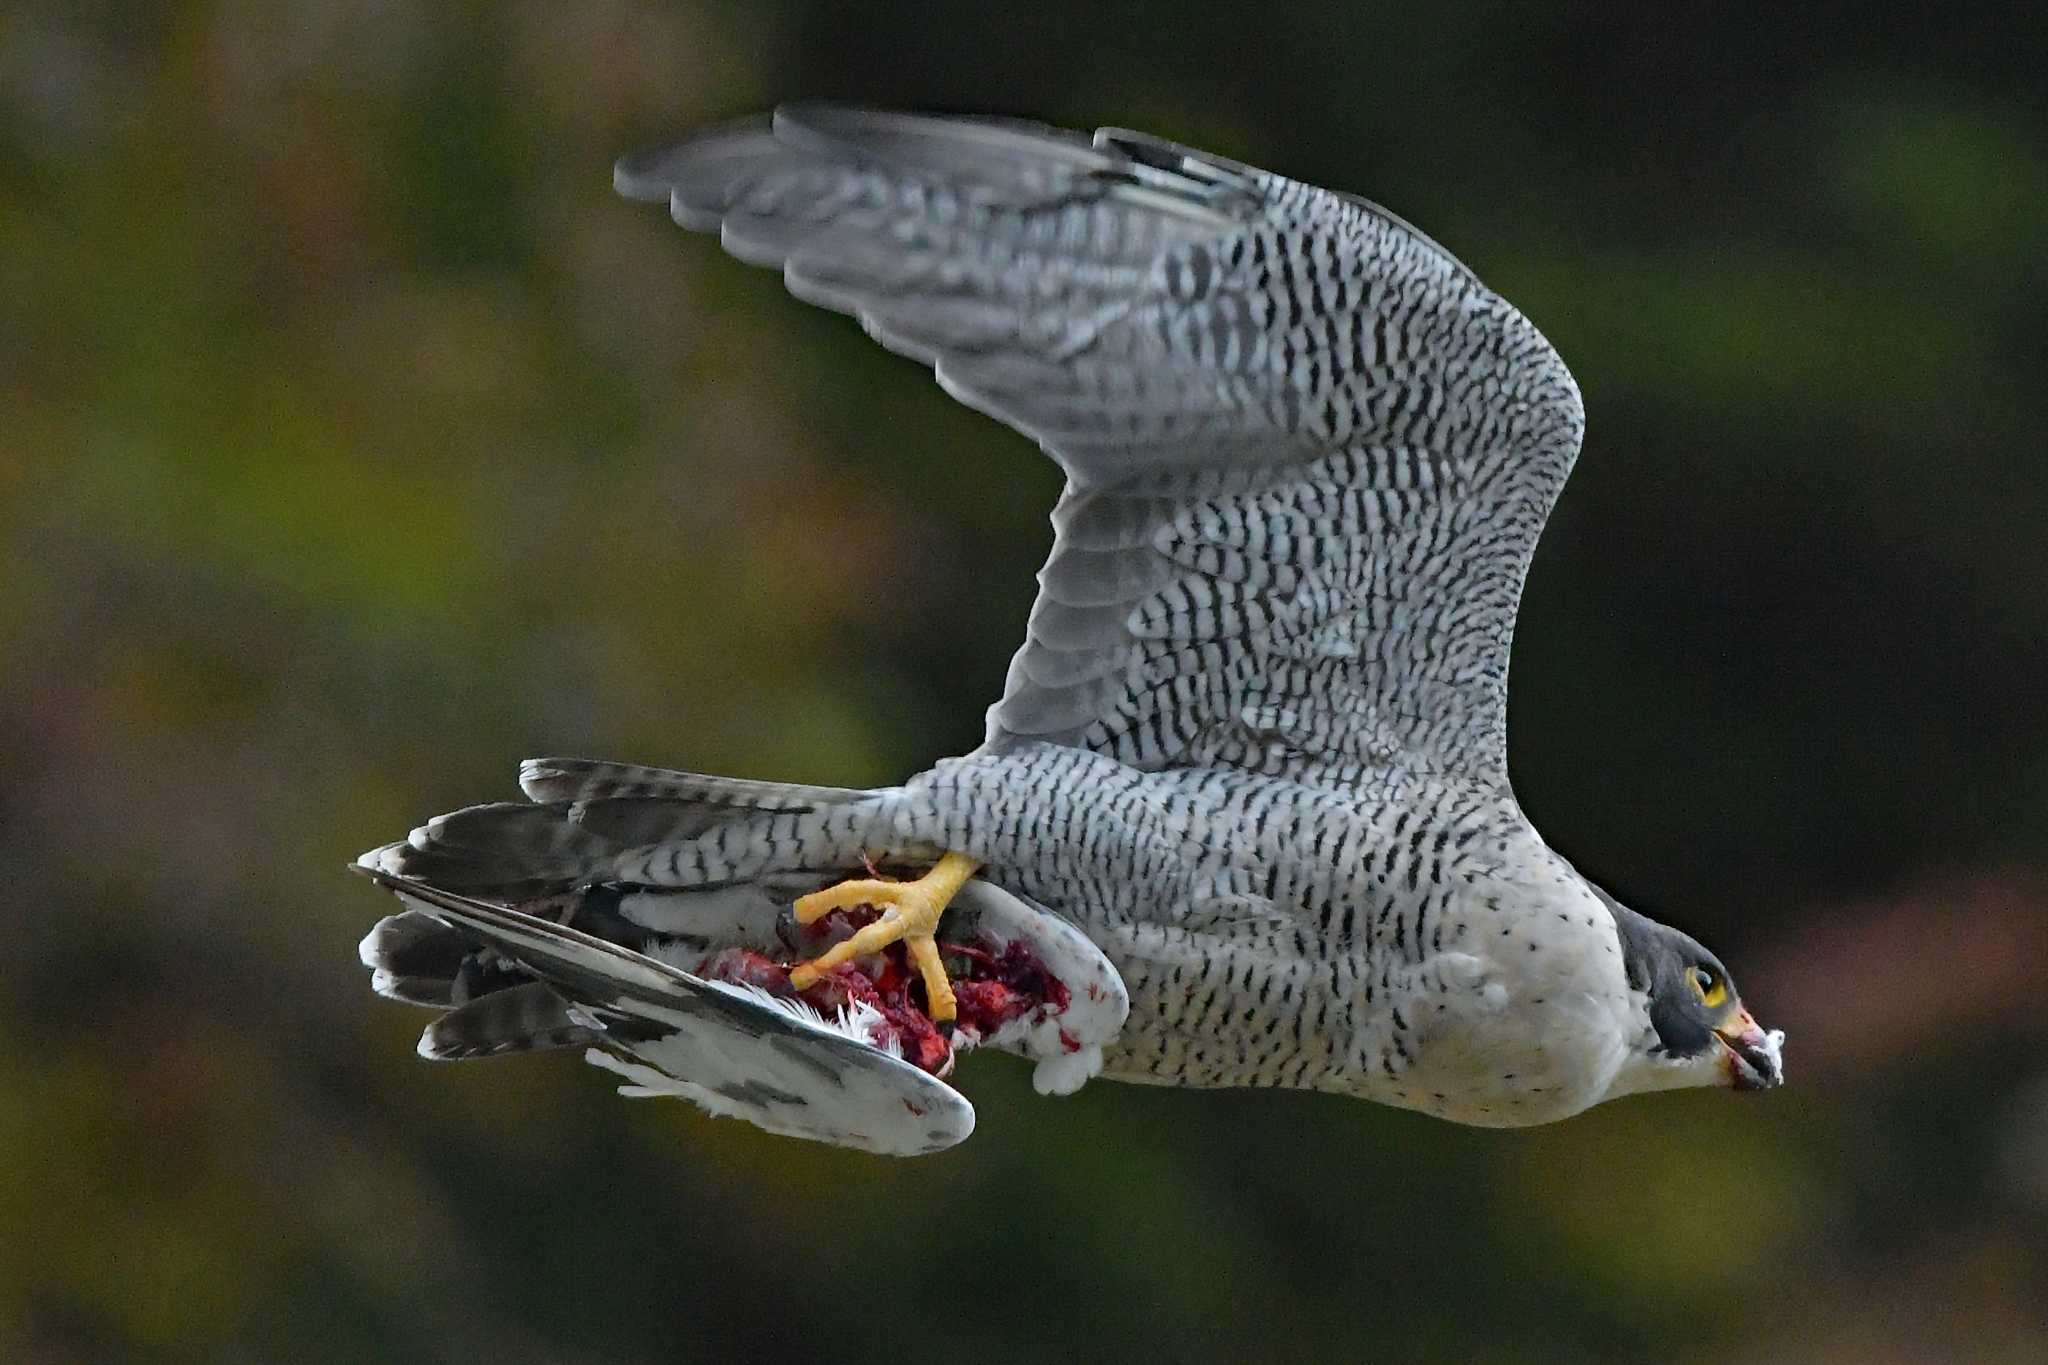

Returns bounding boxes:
[616,107,1584,781]
[353,865,973,1155]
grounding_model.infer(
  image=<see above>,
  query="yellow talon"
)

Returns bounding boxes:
[787,851,979,1024]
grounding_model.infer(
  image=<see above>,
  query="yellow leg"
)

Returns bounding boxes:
[787,851,979,1024]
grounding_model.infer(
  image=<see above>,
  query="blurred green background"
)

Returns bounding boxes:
[5,3,2046,1361]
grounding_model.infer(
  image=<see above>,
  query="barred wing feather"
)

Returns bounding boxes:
[616,106,1584,782]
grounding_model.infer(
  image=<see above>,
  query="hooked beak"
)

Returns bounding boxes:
[1714,1006,1787,1092]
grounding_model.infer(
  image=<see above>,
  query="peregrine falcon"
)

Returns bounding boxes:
[355,107,1785,1155]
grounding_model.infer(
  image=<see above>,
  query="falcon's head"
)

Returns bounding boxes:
[1601,893,1786,1097]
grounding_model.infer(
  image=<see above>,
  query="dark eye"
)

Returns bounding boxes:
[1689,967,1727,1007]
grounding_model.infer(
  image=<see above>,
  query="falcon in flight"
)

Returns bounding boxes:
[356,107,1784,1154]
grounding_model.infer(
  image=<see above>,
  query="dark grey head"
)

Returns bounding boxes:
[1593,886,1785,1094]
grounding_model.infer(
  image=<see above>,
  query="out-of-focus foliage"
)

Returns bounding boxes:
[3,4,2045,1361]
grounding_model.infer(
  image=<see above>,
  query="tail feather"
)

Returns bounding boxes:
[363,758,882,899]
[357,906,542,1008]
[418,981,595,1060]
[420,797,736,859]
[359,910,471,1006]
[368,815,596,898]
[518,756,866,810]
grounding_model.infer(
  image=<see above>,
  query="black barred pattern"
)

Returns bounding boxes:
[619,107,1582,780]
[906,746,1622,1123]
[363,111,1676,1129]
[376,741,1623,1121]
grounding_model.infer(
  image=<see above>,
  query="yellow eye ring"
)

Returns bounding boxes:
[1689,966,1728,1009]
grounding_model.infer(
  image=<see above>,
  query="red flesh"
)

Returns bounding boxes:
[696,929,1071,1077]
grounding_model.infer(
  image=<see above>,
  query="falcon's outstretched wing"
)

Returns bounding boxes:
[617,107,1584,782]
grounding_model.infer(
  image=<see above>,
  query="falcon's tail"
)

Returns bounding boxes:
[362,757,898,900]
[353,756,928,1058]
[350,756,1124,1150]
[514,756,868,809]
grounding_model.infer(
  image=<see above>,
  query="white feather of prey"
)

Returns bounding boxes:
[699,978,902,1058]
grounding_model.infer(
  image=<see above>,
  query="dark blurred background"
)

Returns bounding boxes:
[4,3,2046,1361]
